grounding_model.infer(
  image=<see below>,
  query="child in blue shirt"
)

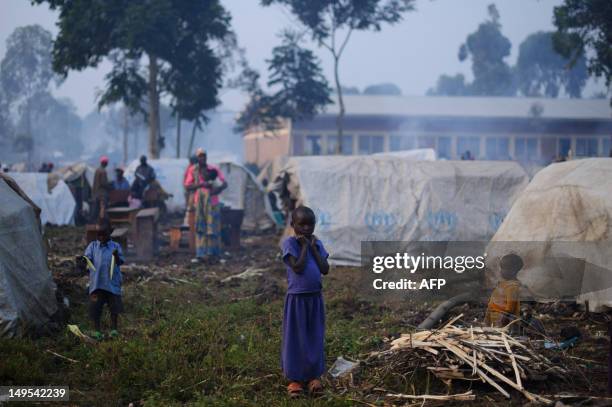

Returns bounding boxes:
[281,206,330,398]
[76,221,124,340]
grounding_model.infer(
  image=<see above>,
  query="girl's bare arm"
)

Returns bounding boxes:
[286,238,309,274]
[310,238,329,275]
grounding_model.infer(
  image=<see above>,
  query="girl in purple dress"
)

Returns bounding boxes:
[281,206,330,398]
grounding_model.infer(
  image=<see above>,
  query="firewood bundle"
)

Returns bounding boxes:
[372,314,568,403]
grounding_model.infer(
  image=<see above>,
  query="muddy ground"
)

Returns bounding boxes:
[1,222,610,406]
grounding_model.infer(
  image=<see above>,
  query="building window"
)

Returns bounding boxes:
[389,135,415,152]
[457,136,480,159]
[418,136,435,149]
[485,137,510,160]
[515,137,538,161]
[575,137,598,157]
[559,138,571,158]
[304,134,322,156]
[327,135,353,155]
[292,133,304,155]
[603,137,612,157]
[437,136,451,159]
[358,135,384,155]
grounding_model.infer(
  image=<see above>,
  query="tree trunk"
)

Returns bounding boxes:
[334,55,345,155]
[148,53,160,159]
[26,99,33,168]
[122,107,129,165]
[176,114,181,158]
[187,121,197,158]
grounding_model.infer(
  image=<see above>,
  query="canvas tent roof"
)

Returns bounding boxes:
[9,173,76,226]
[49,162,95,190]
[487,158,612,311]
[0,174,58,337]
[277,156,529,266]
[323,94,612,120]
[124,158,274,231]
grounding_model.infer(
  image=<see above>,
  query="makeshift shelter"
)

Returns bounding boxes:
[124,158,274,231]
[487,158,612,311]
[373,148,437,161]
[0,174,58,338]
[49,163,95,224]
[257,155,290,187]
[9,173,76,226]
[49,162,95,192]
[277,156,529,265]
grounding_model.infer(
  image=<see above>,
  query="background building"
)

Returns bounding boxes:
[244,95,612,167]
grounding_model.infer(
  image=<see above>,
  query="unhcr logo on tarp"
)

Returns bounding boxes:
[427,210,457,234]
[365,211,398,234]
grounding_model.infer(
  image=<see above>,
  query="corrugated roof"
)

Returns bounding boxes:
[322,95,612,120]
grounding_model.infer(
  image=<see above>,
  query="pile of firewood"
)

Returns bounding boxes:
[369,314,569,403]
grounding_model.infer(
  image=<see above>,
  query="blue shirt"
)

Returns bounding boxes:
[112,179,130,190]
[281,237,329,294]
[84,240,124,295]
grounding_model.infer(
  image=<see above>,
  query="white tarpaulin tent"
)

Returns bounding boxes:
[125,158,274,231]
[278,156,529,266]
[374,148,437,161]
[9,173,76,226]
[487,158,612,311]
[0,174,57,337]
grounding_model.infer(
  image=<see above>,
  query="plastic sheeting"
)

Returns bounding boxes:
[9,173,76,226]
[124,158,274,230]
[0,176,57,338]
[487,158,612,311]
[373,148,437,161]
[49,162,95,190]
[278,156,529,266]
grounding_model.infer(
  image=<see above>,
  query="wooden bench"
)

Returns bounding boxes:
[135,207,159,260]
[108,190,130,207]
[107,206,140,241]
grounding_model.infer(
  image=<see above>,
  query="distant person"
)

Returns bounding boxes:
[112,168,130,190]
[461,150,474,160]
[76,220,124,340]
[92,156,111,221]
[183,156,198,227]
[184,148,227,262]
[47,162,54,173]
[131,155,156,200]
[281,206,330,398]
[484,253,523,328]
[38,162,48,173]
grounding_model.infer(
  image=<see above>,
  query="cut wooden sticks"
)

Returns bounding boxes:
[370,315,566,403]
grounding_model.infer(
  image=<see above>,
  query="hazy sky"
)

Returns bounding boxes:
[0,0,605,117]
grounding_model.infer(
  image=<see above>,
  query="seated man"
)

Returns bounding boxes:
[109,168,130,207]
[112,168,130,191]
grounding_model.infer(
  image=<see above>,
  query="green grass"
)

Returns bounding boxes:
[0,280,401,406]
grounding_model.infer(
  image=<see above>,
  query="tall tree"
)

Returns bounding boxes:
[237,31,331,132]
[0,25,57,149]
[553,0,612,104]
[260,0,415,152]
[458,4,515,96]
[516,31,588,98]
[427,74,470,96]
[32,0,234,158]
[363,83,402,95]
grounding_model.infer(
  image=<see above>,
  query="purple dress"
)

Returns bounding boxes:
[281,236,329,382]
